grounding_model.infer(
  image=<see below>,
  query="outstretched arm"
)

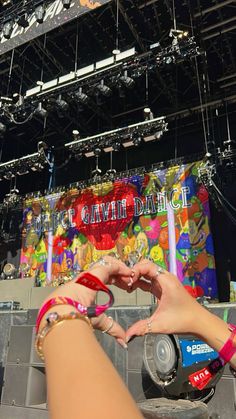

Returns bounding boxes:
[126,260,236,369]
[37,262,143,419]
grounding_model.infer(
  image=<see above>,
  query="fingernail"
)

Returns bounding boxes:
[126,336,131,343]
[131,270,135,277]
[120,340,128,349]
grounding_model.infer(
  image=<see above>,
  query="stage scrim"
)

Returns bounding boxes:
[20,162,218,299]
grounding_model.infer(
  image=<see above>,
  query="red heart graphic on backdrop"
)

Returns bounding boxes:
[72,182,138,250]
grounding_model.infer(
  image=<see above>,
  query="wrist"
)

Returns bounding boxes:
[193,306,231,352]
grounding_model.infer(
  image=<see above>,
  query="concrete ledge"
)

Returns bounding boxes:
[0,279,34,309]
[0,279,153,309]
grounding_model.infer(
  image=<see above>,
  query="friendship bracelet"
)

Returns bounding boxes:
[35,311,92,361]
[75,272,114,317]
[36,296,87,333]
[36,272,114,333]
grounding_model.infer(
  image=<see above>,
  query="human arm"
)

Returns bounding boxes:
[126,260,236,369]
[37,262,142,419]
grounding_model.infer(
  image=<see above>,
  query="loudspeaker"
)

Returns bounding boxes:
[7,326,34,364]
[1,365,29,406]
[26,367,46,407]
[98,304,236,418]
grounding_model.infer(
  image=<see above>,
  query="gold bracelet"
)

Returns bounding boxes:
[35,311,92,361]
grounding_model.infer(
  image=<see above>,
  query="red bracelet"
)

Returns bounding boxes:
[218,323,236,364]
[36,272,114,333]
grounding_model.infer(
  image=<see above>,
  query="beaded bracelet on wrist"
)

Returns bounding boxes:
[35,311,92,361]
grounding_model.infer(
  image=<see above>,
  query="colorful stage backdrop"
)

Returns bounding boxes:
[20,162,218,299]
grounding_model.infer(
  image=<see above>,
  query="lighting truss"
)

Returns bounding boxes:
[65,116,168,156]
[0,147,49,181]
[0,29,201,127]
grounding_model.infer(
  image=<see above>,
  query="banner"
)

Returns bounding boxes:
[0,0,110,55]
[20,162,218,299]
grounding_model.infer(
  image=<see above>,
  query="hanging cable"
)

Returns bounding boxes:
[172,0,177,31]
[6,49,15,97]
[74,20,79,73]
[115,0,120,51]
[225,101,232,144]
[145,68,149,106]
[19,56,26,97]
[40,34,47,83]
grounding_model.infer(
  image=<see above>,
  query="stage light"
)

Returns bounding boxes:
[16,167,29,175]
[2,20,13,39]
[31,162,44,172]
[75,87,89,104]
[112,142,121,152]
[12,93,24,107]
[120,70,135,88]
[112,49,121,55]
[0,122,6,137]
[96,80,112,97]
[143,107,154,120]
[35,5,45,24]
[72,130,80,140]
[56,95,69,111]
[3,171,14,180]
[133,136,142,147]
[18,13,29,28]
[3,263,16,278]
[1,0,12,6]
[62,0,71,9]
[34,103,48,118]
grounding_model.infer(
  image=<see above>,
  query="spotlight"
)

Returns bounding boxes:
[62,0,72,9]
[18,13,29,28]
[133,136,142,147]
[34,103,48,118]
[112,142,121,152]
[56,95,69,111]
[120,70,135,88]
[72,129,80,140]
[31,162,44,172]
[2,20,13,39]
[94,147,102,157]
[75,87,89,104]
[143,107,154,120]
[0,122,6,137]
[1,0,12,6]
[35,5,45,24]
[3,172,14,180]
[12,93,24,107]
[16,167,29,175]
[96,80,112,97]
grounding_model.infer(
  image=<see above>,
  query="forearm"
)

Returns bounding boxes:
[193,305,236,369]
[43,316,143,419]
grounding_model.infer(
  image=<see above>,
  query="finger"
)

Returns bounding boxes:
[106,319,128,349]
[125,319,150,342]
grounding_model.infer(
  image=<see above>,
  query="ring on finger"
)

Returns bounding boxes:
[147,318,152,334]
[102,316,114,334]
[128,277,134,287]
[156,266,164,276]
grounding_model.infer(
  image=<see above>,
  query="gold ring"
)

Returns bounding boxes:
[102,316,114,334]
[147,318,152,334]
